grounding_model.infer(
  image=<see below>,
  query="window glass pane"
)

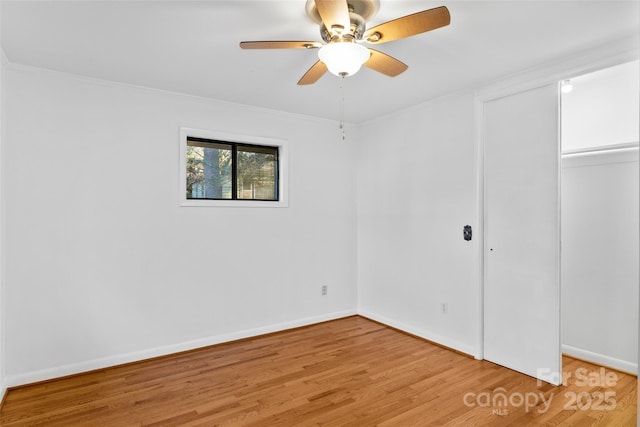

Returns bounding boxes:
[186,139,232,199]
[237,145,278,200]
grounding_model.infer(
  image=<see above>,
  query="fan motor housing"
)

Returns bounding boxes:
[320,12,366,42]
[305,0,380,25]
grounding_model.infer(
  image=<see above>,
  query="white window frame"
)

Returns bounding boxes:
[179,127,289,207]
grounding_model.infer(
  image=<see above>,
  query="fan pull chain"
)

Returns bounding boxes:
[339,75,346,141]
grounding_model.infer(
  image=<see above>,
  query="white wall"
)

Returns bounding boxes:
[560,61,640,373]
[561,150,639,373]
[2,36,637,390]
[561,60,639,373]
[562,60,639,152]
[3,65,358,386]
[355,40,639,361]
[356,92,480,355]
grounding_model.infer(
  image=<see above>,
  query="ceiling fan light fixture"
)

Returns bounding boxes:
[318,42,370,77]
[240,3,451,85]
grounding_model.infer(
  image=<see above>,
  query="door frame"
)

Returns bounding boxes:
[473,36,639,365]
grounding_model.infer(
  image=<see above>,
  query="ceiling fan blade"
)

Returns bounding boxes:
[240,41,322,49]
[364,6,450,44]
[364,49,408,77]
[298,60,328,85]
[315,0,351,36]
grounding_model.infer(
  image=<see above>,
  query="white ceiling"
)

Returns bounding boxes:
[2,0,639,123]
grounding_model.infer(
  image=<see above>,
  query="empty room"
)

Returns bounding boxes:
[0,0,638,425]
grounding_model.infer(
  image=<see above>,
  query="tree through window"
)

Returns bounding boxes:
[186,137,279,201]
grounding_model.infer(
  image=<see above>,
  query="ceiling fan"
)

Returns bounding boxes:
[240,0,451,85]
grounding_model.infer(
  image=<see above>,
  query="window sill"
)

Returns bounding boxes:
[180,199,288,208]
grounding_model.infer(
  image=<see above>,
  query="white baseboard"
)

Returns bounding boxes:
[5,309,357,388]
[357,309,476,357]
[0,381,7,405]
[562,344,637,375]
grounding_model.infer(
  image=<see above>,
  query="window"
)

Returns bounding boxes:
[186,138,278,201]
[180,128,288,207]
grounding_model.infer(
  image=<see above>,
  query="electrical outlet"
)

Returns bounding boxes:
[441,303,448,314]
[321,285,327,296]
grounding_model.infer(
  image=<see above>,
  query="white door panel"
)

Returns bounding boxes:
[484,84,561,385]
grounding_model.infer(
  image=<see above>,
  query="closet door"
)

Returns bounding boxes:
[483,84,561,384]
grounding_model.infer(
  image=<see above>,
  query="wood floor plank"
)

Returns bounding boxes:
[0,316,636,426]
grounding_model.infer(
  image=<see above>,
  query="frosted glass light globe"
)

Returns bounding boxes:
[318,42,370,77]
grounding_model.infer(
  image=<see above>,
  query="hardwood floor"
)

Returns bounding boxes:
[0,316,636,426]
